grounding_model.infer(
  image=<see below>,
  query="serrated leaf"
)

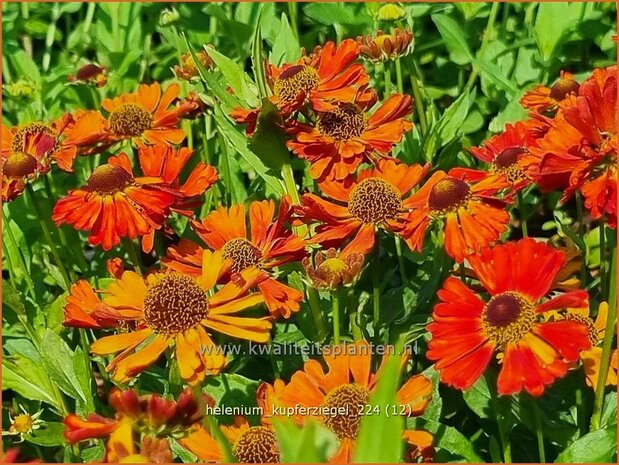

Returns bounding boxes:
[2,355,60,410]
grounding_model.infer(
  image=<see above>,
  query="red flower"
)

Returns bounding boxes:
[287,93,413,183]
[427,238,592,396]
[520,71,580,114]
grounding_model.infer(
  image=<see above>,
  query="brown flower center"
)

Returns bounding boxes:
[482,292,535,345]
[316,103,368,140]
[428,177,470,212]
[221,238,262,274]
[233,426,280,463]
[143,274,209,334]
[86,164,133,194]
[273,65,319,105]
[549,78,580,101]
[109,103,153,137]
[348,177,403,224]
[11,122,58,154]
[3,152,38,178]
[321,383,370,439]
[493,147,527,183]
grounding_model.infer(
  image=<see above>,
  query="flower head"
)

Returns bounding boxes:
[303,248,364,290]
[400,169,511,262]
[2,406,44,442]
[63,252,270,384]
[357,29,414,62]
[164,196,306,318]
[260,340,432,462]
[525,66,617,227]
[52,145,217,251]
[299,159,429,256]
[287,93,413,182]
[427,238,592,395]
[68,63,107,87]
[520,71,580,114]
[173,48,214,81]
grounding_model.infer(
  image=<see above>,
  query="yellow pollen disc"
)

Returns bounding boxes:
[549,78,580,101]
[319,257,348,274]
[482,292,535,345]
[233,426,280,463]
[11,122,58,154]
[564,313,599,346]
[321,383,370,439]
[428,177,471,212]
[347,177,403,224]
[143,273,209,334]
[109,103,153,137]
[221,238,262,274]
[86,164,133,194]
[3,151,38,178]
[10,414,34,434]
[316,103,368,140]
[273,65,319,105]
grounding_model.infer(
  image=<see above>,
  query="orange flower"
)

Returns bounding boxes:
[230,39,369,134]
[164,196,306,318]
[260,340,432,462]
[466,119,545,195]
[520,70,580,114]
[357,28,414,62]
[64,252,271,384]
[52,145,217,251]
[299,159,429,256]
[427,238,592,396]
[182,416,280,463]
[526,66,617,227]
[287,94,413,182]
[303,247,365,290]
[101,82,197,146]
[400,169,510,263]
[64,388,201,463]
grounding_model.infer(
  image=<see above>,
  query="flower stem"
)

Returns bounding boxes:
[395,57,404,93]
[410,59,428,136]
[383,64,392,97]
[332,289,341,344]
[307,287,327,341]
[126,238,143,276]
[590,239,617,431]
[26,184,72,290]
[372,243,381,338]
[517,191,528,238]
[2,208,36,298]
[531,398,546,463]
[287,2,299,40]
[394,235,408,284]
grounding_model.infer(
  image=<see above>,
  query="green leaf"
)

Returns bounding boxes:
[474,58,518,97]
[24,422,66,447]
[408,419,484,462]
[251,7,269,99]
[274,420,338,463]
[249,99,292,170]
[270,14,300,65]
[304,3,372,26]
[534,3,585,63]
[40,330,88,406]
[73,346,96,414]
[353,351,404,462]
[431,13,474,65]
[2,355,60,410]
[46,291,68,334]
[463,374,493,419]
[170,438,198,463]
[555,427,617,463]
[207,47,259,108]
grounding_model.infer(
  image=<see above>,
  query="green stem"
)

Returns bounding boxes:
[465,1,500,92]
[599,221,607,299]
[126,239,143,276]
[2,208,36,298]
[372,243,381,338]
[575,382,586,436]
[287,2,299,40]
[591,241,617,431]
[517,191,528,238]
[281,162,308,238]
[410,60,428,135]
[395,57,404,94]
[383,64,392,97]
[394,236,408,284]
[496,414,512,463]
[26,184,72,290]
[42,2,60,73]
[307,287,327,341]
[531,398,546,463]
[332,289,341,344]
[348,289,362,341]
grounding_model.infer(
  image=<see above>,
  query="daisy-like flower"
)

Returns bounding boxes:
[287,93,414,182]
[465,119,545,195]
[400,169,511,263]
[261,340,433,462]
[230,39,369,134]
[181,416,281,463]
[520,70,580,114]
[101,82,197,146]
[52,145,218,251]
[2,406,44,442]
[526,66,617,227]
[303,248,365,290]
[164,196,306,319]
[64,388,201,463]
[299,159,429,256]
[562,302,618,388]
[173,49,214,81]
[427,238,592,396]
[63,252,271,384]
[357,29,414,62]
